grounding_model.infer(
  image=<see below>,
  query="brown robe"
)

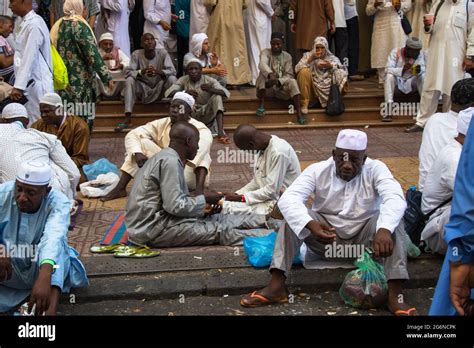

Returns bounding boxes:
[31,116,90,183]
[290,0,335,51]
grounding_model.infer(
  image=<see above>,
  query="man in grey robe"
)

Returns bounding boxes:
[117,32,177,132]
[165,58,231,144]
[125,122,270,248]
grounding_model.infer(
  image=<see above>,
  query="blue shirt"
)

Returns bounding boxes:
[174,0,191,38]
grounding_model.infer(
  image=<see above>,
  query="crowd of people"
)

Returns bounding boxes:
[0,0,473,318]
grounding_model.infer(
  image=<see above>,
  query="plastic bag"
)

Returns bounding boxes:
[83,158,119,181]
[339,251,388,309]
[79,173,119,198]
[243,232,301,268]
[51,44,69,91]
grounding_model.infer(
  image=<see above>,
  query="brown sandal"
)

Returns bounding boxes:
[240,291,288,308]
[216,136,231,144]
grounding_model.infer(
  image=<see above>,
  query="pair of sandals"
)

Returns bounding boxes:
[257,106,307,125]
[90,243,160,258]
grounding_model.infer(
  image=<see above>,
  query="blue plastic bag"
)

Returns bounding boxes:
[243,232,301,268]
[83,158,119,181]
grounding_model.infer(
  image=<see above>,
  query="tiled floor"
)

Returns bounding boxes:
[72,126,422,257]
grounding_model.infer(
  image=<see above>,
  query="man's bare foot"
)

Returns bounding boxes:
[240,285,289,308]
[101,188,128,202]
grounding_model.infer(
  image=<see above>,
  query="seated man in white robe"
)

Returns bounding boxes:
[222,124,301,215]
[0,103,80,201]
[125,121,270,248]
[383,37,426,122]
[165,58,231,144]
[102,92,212,201]
[421,109,473,255]
[0,161,88,315]
[241,130,417,316]
[97,32,130,99]
[418,78,474,191]
[116,33,177,132]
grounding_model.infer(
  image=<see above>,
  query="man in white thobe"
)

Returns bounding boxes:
[420,108,473,255]
[95,0,131,57]
[143,0,171,50]
[383,37,426,121]
[97,33,130,98]
[0,103,80,201]
[102,92,212,202]
[241,129,417,316]
[418,78,474,191]
[222,125,301,215]
[9,0,53,125]
[406,0,474,132]
[244,0,274,86]
[189,0,209,40]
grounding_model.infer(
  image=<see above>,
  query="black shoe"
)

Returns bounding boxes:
[405,125,424,133]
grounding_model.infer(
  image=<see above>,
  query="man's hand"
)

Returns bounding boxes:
[28,265,53,316]
[373,228,394,258]
[0,257,12,282]
[134,153,148,168]
[10,88,24,101]
[318,60,333,69]
[205,203,223,216]
[210,52,219,67]
[450,262,474,316]
[463,58,474,71]
[330,23,336,35]
[201,83,213,92]
[214,65,227,77]
[111,63,124,71]
[204,191,224,205]
[159,20,172,31]
[402,62,413,74]
[171,14,179,22]
[186,89,199,98]
[224,193,243,202]
[290,23,296,33]
[103,53,115,60]
[306,220,336,244]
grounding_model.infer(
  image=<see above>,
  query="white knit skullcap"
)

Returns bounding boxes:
[185,57,203,68]
[16,161,51,186]
[173,92,195,109]
[40,93,63,108]
[99,32,114,43]
[1,103,28,120]
[336,129,368,151]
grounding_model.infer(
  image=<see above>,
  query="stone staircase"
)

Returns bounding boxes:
[92,78,417,138]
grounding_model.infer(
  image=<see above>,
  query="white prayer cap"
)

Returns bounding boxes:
[1,103,28,119]
[457,107,474,136]
[186,57,203,68]
[335,129,368,151]
[173,91,195,109]
[99,32,114,43]
[16,161,51,186]
[40,93,63,108]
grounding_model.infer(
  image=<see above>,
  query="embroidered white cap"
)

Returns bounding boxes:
[99,32,114,43]
[1,103,28,119]
[16,161,52,186]
[40,93,63,108]
[335,129,368,151]
[173,91,195,110]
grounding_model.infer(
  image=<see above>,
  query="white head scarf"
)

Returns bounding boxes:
[190,33,208,58]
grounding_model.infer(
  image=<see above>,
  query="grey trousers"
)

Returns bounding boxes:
[146,213,269,248]
[194,94,225,126]
[124,75,177,114]
[270,209,409,281]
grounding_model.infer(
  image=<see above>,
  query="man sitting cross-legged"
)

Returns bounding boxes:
[240,129,417,316]
[31,93,90,183]
[165,58,231,144]
[125,121,270,248]
[102,92,212,201]
[116,32,177,132]
[222,124,301,215]
[0,161,88,315]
